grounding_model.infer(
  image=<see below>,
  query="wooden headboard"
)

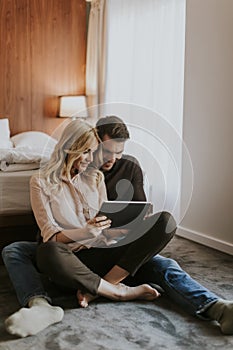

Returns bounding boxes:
[0,0,86,136]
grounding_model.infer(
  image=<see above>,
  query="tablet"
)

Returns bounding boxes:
[98,201,152,228]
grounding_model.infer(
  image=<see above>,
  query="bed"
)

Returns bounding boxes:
[0,119,57,259]
[0,170,39,261]
[0,169,36,215]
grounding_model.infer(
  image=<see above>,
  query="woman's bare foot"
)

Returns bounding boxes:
[88,279,161,304]
[77,290,98,308]
[115,283,161,301]
[77,282,160,308]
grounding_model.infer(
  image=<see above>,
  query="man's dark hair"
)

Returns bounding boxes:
[96,116,130,141]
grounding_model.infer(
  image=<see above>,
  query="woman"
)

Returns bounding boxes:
[33,119,175,307]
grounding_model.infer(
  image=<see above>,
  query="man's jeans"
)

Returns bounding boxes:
[2,241,219,317]
[2,242,52,307]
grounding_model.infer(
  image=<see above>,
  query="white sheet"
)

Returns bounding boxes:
[0,146,51,164]
[0,169,37,214]
[0,161,40,172]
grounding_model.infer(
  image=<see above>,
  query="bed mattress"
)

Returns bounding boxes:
[0,169,38,215]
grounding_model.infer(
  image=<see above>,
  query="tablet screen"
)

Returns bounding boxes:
[98,201,152,228]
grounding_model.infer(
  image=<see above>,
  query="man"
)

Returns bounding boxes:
[2,116,233,337]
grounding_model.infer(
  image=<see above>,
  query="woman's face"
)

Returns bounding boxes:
[72,139,99,174]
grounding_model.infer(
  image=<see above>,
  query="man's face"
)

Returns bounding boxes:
[101,135,125,171]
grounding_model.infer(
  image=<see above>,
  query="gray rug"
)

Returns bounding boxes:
[0,236,233,350]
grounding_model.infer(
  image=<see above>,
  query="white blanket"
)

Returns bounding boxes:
[0,161,40,172]
[0,146,53,172]
[0,146,53,162]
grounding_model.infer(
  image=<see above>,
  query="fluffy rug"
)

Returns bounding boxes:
[0,236,233,350]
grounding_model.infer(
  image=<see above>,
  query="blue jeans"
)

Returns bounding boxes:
[2,242,51,307]
[1,241,219,317]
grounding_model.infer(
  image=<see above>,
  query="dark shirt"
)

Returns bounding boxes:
[103,155,146,202]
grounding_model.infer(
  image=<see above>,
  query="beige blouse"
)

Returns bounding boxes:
[30,171,115,251]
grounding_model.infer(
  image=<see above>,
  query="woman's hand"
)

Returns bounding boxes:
[86,216,112,237]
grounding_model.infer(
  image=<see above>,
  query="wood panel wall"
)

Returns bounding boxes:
[0,0,86,135]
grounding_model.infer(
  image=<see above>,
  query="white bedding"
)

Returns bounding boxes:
[0,126,57,171]
[0,169,37,214]
[0,125,55,214]
[0,147,52,165]
[0,161,40,172]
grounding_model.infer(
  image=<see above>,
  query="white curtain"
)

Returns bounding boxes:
[102,0,188,223]
[85,0,107,115]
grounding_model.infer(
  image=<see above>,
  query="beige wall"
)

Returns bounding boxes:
[178,0,233,254]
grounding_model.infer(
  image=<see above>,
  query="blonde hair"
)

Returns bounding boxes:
[40,119,102,189]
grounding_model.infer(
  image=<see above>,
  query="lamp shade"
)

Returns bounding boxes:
[59,96,87,118]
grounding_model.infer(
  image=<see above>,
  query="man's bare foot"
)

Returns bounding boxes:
[77,290,98,308]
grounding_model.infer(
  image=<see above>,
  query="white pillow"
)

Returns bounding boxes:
[0,118,13,148]
[11,131,57,152]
